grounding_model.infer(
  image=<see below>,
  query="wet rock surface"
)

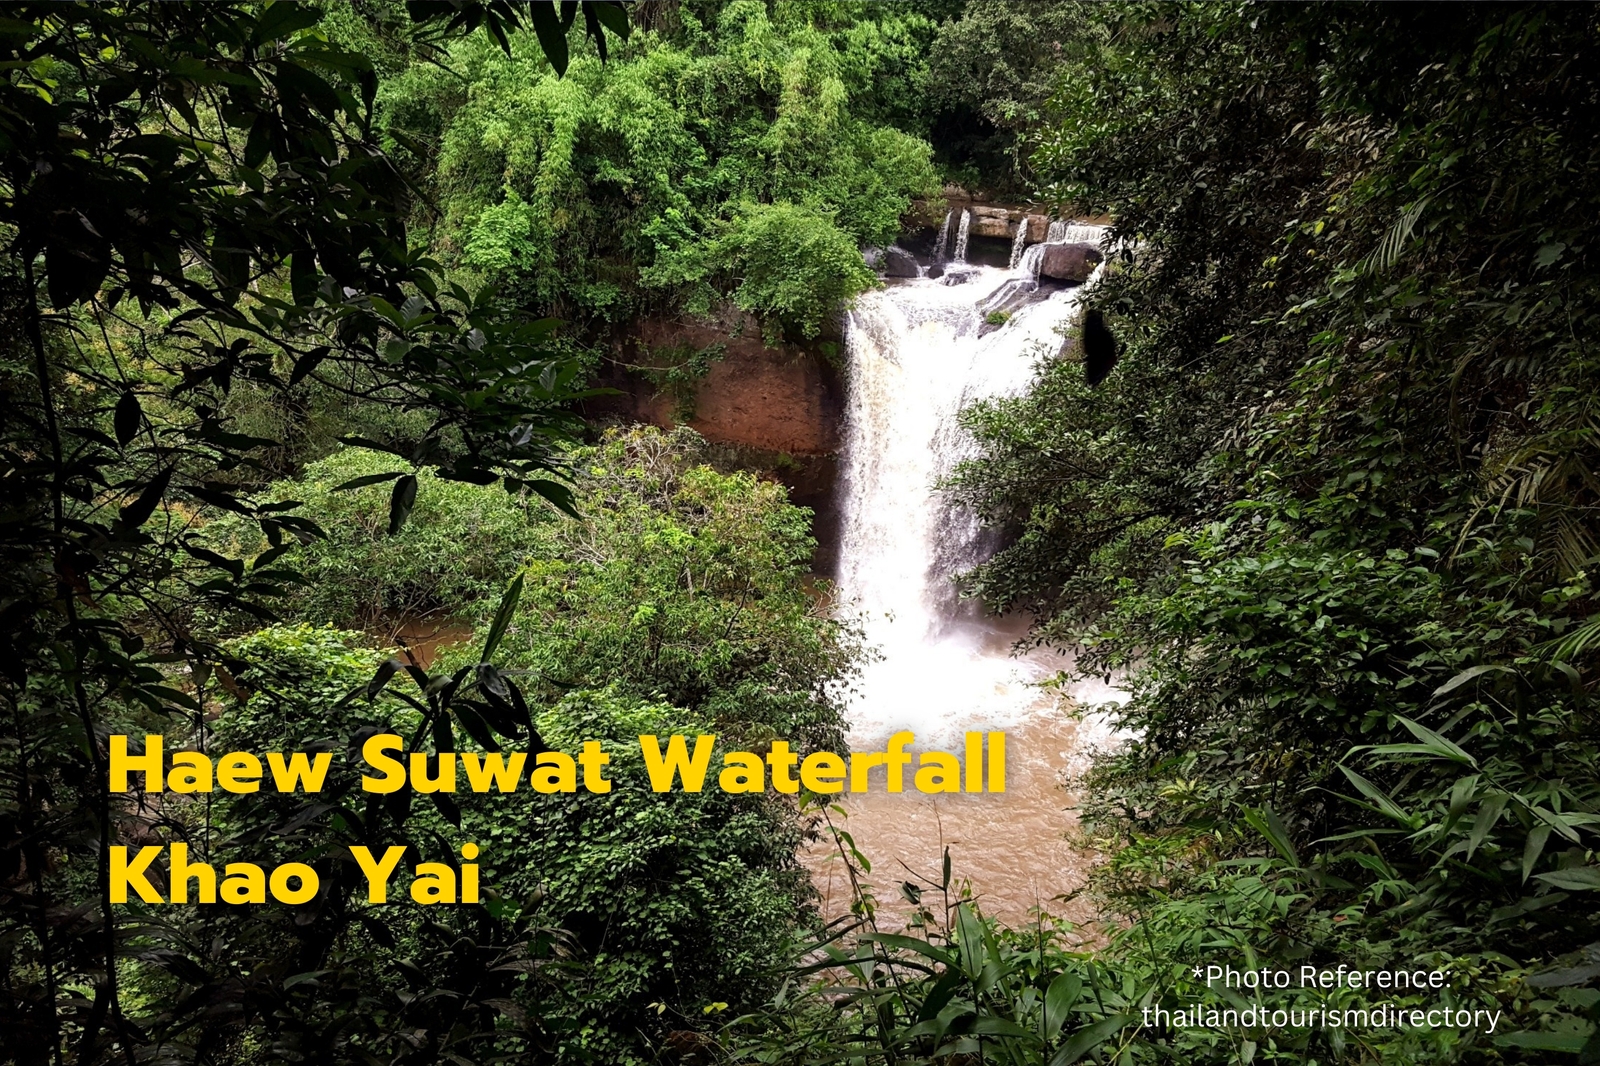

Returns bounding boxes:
[882,246,921,278]
[1036,242,1104,282]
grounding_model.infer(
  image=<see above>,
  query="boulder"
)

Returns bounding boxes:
[882,246,921,278]
[924,262,944,279]
[1037,242,1103,282]
[971,214,1013,239]
[939,264,980,286]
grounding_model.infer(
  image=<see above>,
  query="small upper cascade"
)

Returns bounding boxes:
[931,209,954,263]
[952,209,972,262]
[1008,219,1030,269]
[1017,220,1108,279]
[971,219,1111,317]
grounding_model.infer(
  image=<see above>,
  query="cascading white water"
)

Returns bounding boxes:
[952,209,972,262]
[836,240,1110,742]
[813,233,1124,922]
[930,209,954,263]
[1008,217,1030,269]
[1018,222,1108,278]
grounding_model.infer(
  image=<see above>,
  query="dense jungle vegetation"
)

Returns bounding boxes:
[2,2,1598,1065]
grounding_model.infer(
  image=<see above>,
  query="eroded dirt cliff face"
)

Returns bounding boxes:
[588,309,846,574]
[596,310,842,455]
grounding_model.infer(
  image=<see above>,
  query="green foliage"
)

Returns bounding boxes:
[382,0,939,334]
[732,817,1141,1066]
[198,622,573,1065]
[0,5,623,1064]
[951,3,1600,1060]
[487,425,859,752]
[715,201,880,340]
[223,448,550,631]
[235,425,857,751]
[196,426,860,1061]
[924,0,1095,185]
[468,689,812,1065]
[200,624,813,1066]
[739,902,1133,1065]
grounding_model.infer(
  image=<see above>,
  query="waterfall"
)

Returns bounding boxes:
[835,261,1104,741]
[930,209,954,263]
[810,246,1126,922]
[1017,220,1109,279]
[952,209,972,262]
[1008,218,1030,269]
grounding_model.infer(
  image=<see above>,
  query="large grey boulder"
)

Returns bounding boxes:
[882,246,921,278]
[1037,242,1103,282]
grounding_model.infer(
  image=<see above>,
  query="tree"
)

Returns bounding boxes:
[954,3,1600,1057]
[0,4,630,1063]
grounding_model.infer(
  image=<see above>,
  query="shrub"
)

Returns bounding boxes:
[478,425,859,752]
[211,448,549,633]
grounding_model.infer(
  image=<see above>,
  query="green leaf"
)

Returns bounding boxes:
[1049,1015,1131,1066]
[1534,242,1567,268]
[1522,824,1551,883]
[333,471,405,492]
[528,3,569,76]
[289,346,328,386]
[253,2,323,45]
[119,468,172,530]
[480,574,524,664]
[1244,804,1299,865]
[955,903,984,979]
[1432,663,1513,699]
[1044,973,1083,1042]
[367,658,403,699]
[1394,716,1476,766]
[114,390,142,447]
[970,1017,1034,1040]
[860,931,953,961]
[527,478,579,518]
[917,968,963,1023]
[1467,793,1509,860]
[1442,773,1480,838]
[1534,866,1600,891]
[587,1,631,38]
[1338,765,1414,826]
[387,474,418,535]
[453,703,500,753]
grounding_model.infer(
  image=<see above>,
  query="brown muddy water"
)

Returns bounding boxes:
[803,709,1113,929]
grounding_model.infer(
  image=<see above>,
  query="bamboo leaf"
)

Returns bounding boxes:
[481,574,524,663]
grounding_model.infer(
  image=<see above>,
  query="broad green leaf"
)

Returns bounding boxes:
[955,904,984,980]
[1044,973,1083,1042]
[1535,867,1600,891]
[1522,824,1551,883]
[480,573,524,663]
[1049,1015,1132,1066]
[1467,793,1509,860]
[1432,663,1513,699]
[1338,765,1414,826]
[1244,804,1299,865]
[387,473,418,535]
